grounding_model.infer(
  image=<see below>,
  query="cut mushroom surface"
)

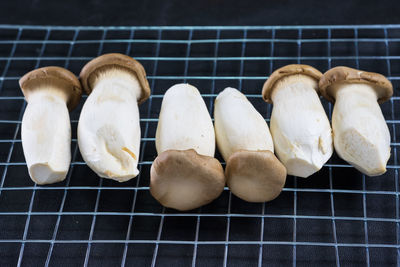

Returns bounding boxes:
[214,87,286,202]
[262,64,333,178]
[320,66,393,176]
[150,83,225,211]
[78,53,150,182]
[19,66,82,184]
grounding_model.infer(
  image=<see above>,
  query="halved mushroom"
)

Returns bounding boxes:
[319,66,393,176]
[214,87,286,202]
[262,64,333,178]
[19,66,82,184]
[78,53,150,182]
[150,83,225,211]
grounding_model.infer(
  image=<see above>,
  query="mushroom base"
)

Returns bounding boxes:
[29,163,67,185]
[225,150,286,202]
[335,128,388,176]
[285,157,323,178]
[150,149,225,211]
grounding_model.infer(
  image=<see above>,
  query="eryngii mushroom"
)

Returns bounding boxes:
[150,83,225,211]
[214,87,286,202]
[78,53,150,182]
[262,64,333,178]
[319,66,393,176]
[19,66,82,184]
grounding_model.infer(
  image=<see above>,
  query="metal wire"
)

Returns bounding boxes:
[0,24,399,266]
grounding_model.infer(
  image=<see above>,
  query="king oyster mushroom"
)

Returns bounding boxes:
[19,66,82,184]
[214,87,286,202]
[262,64,333,178]
[319,66,393,176]
[150,83,225,211]
[78,53,150,182]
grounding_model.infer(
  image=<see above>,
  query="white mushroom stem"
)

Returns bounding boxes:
[214,87,274,160]
[270,74,333,178]
[78,69,141,182]
[156,83,215,156]
[21,88,71,184]
[332,84,390,176]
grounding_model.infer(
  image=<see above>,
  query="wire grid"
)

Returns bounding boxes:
[0,25,399,267]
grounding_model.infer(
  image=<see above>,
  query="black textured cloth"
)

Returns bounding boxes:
[0,0,399,26]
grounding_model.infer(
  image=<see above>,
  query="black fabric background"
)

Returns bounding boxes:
[1,0,400,26]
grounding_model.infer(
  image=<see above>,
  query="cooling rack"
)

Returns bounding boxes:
[0,24,399,267]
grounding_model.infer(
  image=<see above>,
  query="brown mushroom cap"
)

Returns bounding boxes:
[262,64,322,103]
[319,66,393,104]
[79,53,151,105]
[150,149,226,211]
[225,150,286,202]
[19,66,82,111]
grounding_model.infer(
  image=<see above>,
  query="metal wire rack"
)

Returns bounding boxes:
[0,24,399,267]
